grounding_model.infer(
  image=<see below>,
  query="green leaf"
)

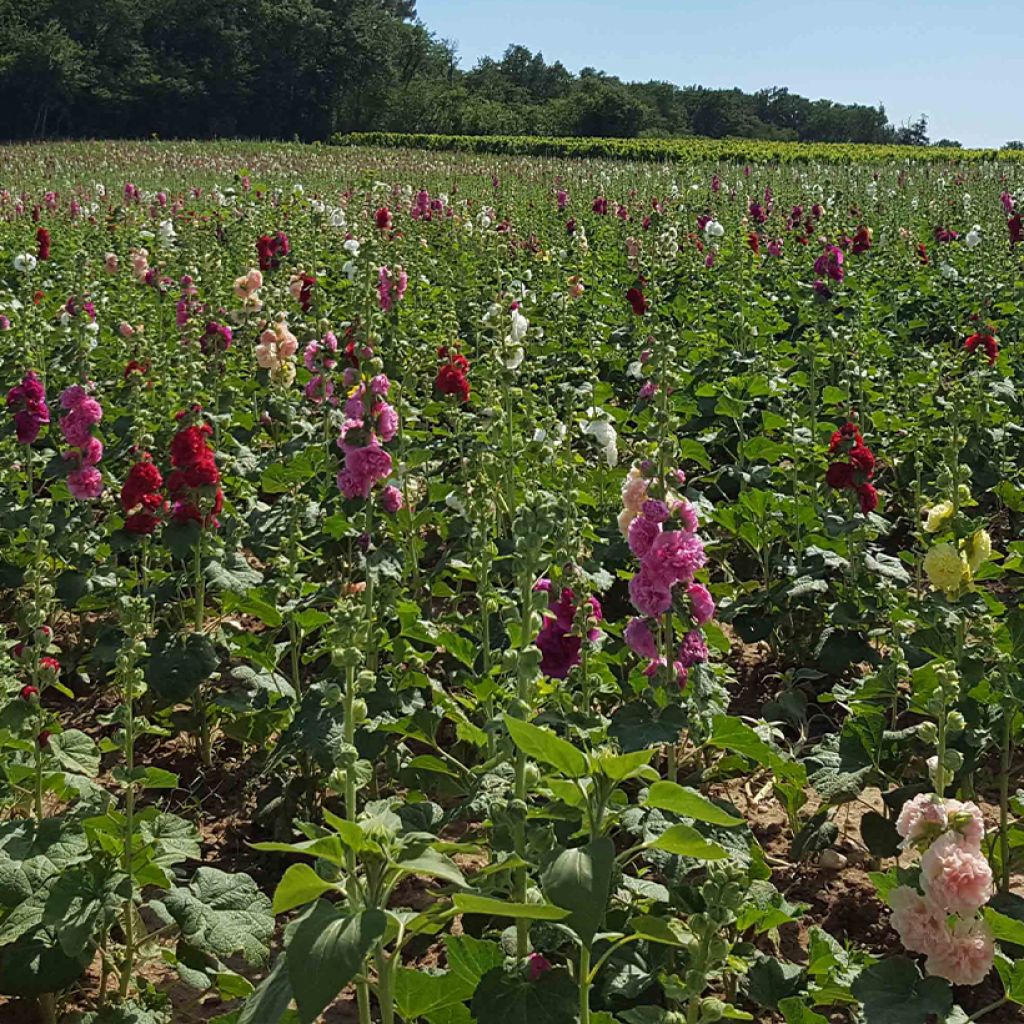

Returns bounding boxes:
[393,967,470,1021]
[594,749,654,782]
[0,924,90,997]
[648,823,728,860]
[709,715,804,782]
[159,868,273,966]
[994,952,1024,1004]
[985,907,1024,946]
[206,552,263,592]
[504,717,587,777]
[645,781,744,826]
[444,935,503,989]
[470,965,577,1024]
[778,997,829,1024]
[630,915,693,947]
[860,812,901,858]
[287,903,387,1024]
[272,864,338,914]
[452,894,569,921]
[146,631,219,703]
[609,701,687,752]
[437,630,477,668]
[746,956,804,1009]
[541,837,614,948]
[238,956,293,1024]
[43,861,131,956]
[850,957,953,1024]
[49,729,100,777]
[395,848,466,888]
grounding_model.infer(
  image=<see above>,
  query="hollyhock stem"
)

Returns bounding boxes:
[998,691,1012,894]
[193,532,211,767]
[578,945,592,1024]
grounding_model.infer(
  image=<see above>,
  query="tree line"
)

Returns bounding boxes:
[0,0,957,145]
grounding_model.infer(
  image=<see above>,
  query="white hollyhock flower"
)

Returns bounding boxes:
[13,253,36,272]
[965,225,982,249]
[705,219,725,238]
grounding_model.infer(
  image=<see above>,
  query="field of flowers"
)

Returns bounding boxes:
[0,139,1023,1024]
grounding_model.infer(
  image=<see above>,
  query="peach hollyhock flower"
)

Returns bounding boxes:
[619,466,650,534]
[888,886,949,955]
[896,793,948,849]
[925,918,995,987]
[568,274,584,298]
[920,834,992,916]
[104,252,119,273]
[130,248,149,282]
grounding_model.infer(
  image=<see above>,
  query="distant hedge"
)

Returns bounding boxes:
[333,132,1019,165]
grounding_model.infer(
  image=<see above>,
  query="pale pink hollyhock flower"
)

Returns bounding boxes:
[888,885,949,955]
[617,507,635,536]
[920,834,992,916]
[119,322,134,338]
[621,467,649,516]
[104,252,119,273]
[944,799,985,848]
[896,793,948,848]
[925,917,995,987]
[568,275,584,299]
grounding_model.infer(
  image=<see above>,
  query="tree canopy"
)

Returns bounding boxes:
[0,2,936,144]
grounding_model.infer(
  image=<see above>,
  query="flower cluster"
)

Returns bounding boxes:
[303,330,339,406]
[889,794,993,986]
[58,385,104,499]
[36,226,50,261]
[120,455,164,534]
[233,268,263,312]
[336,350,399,507]
[825,421,878,514]
[963,328,998,366]
[200,320,233,356]
[256,231,290,271]
[289,272,316,313]
[533,578,603,679]
[255,318,298,386]
[921,494,991,598]
[377,265,408,312]
[7,371,50,444]
[435,346,470,403]
[622,467,712,687]
[167,409,222,526]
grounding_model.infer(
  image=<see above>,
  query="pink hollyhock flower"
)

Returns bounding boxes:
[628,514,661,558]
[888,886,950,955]
[920,834,992,916]
[925,918,995,987]
[628,570,673,617]
[380,484,404,513]
[897,793,948,849]
[67,466,103,499]
[624,617,659,659]
[526,953,552,982]
[337,443,393,499]
[674,499,699,533]
[375,401,399,442]
[687,583,715,625]
[644,530,707,587]
[678,630,708,668]
[944,799,986,848]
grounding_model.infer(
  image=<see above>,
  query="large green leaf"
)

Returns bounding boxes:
[146,630,219,703]
[470,966,577,1024]
[238,956,294,1024]
[286,902,386,1024]
[42,861,131,955]
[159,868,273,966]
[541,837,614,947]
[394,848,467,888]
[0,923,90,997]
[49,729,100,778]
[504,716,587,777]
[272,863,339,914]
[645,781,744,826]
[648,824,728,860]
[850,957,953,1024]
[453,894,569,921]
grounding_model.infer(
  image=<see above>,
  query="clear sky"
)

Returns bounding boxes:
[416,0,1022,148]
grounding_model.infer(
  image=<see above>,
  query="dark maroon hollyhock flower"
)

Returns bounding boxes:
[1010,214,1023,247]
[36,227,50,261]
[626,285,648,316]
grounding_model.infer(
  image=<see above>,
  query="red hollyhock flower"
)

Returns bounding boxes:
[857,483,878,514]
[297,273,315,312]
[747,232,760,254]
[917,243,929,264]
[36,227,51,261]
[849,444,876,476]
[39,656,60,675]
[1010,214,1023,247]
[375,206,392,230]
[851,225,872,254]
[37,731,51,748]
[435,356,470,403]
[167,412,223,527]
[825,462,854,489]
[829,421,863,454]
[964,331,998,366]
[625,285,648,316]
[20,685,39,701]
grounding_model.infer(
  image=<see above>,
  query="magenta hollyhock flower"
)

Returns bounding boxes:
[624,617,659,659]
[813,245,844,282]
[678,630,709,669]
[337,443,392,499]
[67,466,104,499]
[533,579,603,679]
[7,371,50,443]
[380,484,404,513]
[627,514,660,558]
[628,570,673,618]
[643,530,707,587]
[687,583,715,625]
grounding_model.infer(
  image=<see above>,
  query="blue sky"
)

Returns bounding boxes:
[416,0,1021,148]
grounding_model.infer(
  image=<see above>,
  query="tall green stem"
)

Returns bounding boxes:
[578,946,592,1024]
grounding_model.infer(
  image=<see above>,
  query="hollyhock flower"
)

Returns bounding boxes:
[934,226,959,243]
[925,542,967,593]
[20,685,39,701]
[964,330,998,366]
[826,462,854,489]
[628,514,661,558]
[7,371,50,443]
[592,196,608,215]
[375,401,399,442]
[1009,213,1023,246]
[674,499,699,534]
[581,413,618,468]
[526,953,552,982]
[888,886,950,955]
[624,617,659,659]
[644,530,707,587]
[621,467,649,519]
[944,799,986,848]
[120,457,164,534]
[255,320,299,384]
[678,630,708,668]
[704,219,725,238]
[814,245,844,282]
[289,273,316,312]
[857,483,878,514]
[687,583,715,625]
[435,347,470,403]
[67,466,103,499]
[375,206,393,230]
[380,484,403,513]
[104,252,119,273]
[256,230,289,271]
[13,253,37,273]
[920,833,992,916]
[556,189,568,210]
[629,570,673,618]
[747,232,761,254]
[36,227,50,261]
[851,225,872,253]
[338,442,393,499]
[534,579,602,679]
[925,918,995,987]
[167,412,222,527]
[200,321,233,355]
[964,529,991,575]
[897,793,949,848]
[917,242,929,264]
[626,285,648,316]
